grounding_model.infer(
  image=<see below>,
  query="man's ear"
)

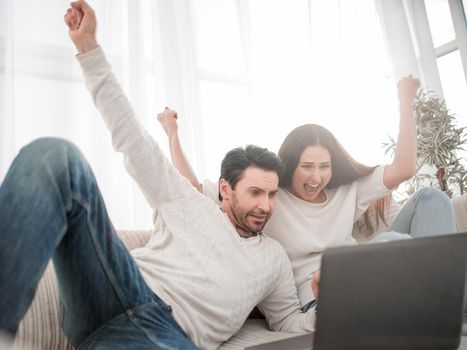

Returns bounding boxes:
[219,179,231,201]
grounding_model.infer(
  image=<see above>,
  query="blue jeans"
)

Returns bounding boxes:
[0,138,199,350]
[371,187,456,243]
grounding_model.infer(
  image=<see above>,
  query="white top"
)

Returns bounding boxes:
[77,47,314,349]
[203,166,391,306]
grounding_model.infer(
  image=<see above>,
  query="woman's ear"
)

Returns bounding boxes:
[219,179,231,201]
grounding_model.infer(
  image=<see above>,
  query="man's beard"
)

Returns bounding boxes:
[230,193,271,234]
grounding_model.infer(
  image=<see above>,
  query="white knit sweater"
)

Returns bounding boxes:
[76,47,314,349]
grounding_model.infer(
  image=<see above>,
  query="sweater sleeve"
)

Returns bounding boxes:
[76,47,195,208]
[201,179,220,204]
[257,247,316,333]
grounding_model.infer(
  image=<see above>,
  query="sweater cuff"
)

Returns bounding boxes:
[75,46,108,73]
[305,306,317,331]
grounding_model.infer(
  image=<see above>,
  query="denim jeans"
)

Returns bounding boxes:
[370,186,456,243]
[0,138,199,350]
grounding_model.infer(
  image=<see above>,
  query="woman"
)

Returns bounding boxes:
[156,76,456,309]
[263,122,455,308]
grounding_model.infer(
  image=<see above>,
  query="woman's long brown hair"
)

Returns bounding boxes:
[278,124,376,187]
[278,124,388,232]
[361,195,392,233]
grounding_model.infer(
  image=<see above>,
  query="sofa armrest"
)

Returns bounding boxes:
[118,229,152,250]
[453,194,467,233]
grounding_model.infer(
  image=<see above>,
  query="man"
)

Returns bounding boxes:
[0,1,315,349]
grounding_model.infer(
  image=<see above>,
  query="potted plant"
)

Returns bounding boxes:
[383,89,467,200]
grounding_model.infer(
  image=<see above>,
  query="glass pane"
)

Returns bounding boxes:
[437,51,467,128]
[190,0,245,77]
[464,0,467,24]
[424,0,456,47]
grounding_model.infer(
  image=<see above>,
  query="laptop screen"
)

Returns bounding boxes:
[313,233,467,350]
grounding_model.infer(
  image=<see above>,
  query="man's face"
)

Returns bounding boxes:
[220,167,279,236]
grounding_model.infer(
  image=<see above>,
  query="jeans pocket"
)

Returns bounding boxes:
[151,292,172,313]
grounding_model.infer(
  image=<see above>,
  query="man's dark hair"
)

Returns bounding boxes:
[218,145,284,201]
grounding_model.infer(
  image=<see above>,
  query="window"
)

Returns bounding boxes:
[198,80,250,174]
[187,0,396,180]
[190,0,246,78]
[425,0,456,47]
[437,51,467,125]
[423,0,467,125]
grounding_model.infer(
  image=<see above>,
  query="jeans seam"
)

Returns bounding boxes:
[76,308,129,349]
[71,198,180,349]
[127,302,179,350]
[72,197,130,311]
[76,301,176,350]
[69,198,180,349]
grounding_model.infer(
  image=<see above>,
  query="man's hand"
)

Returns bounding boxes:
[64,0,99,54]
[311,271,320,301]
[397,75,421,106]
[157,107,179,138]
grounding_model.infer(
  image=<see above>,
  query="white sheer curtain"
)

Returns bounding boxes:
[0,0,159,229]
[0,0,400,229]
[187,0,399,181]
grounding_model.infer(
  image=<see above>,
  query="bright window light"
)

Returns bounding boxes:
[198,80,251,179]
[190,0,246,77]
[197,0,397,181]
[438,51,467,126]
[424,0,456,47]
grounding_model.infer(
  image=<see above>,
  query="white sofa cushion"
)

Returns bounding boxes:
[453,194,467,233]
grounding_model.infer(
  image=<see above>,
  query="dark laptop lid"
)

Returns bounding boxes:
[314,233,467,350]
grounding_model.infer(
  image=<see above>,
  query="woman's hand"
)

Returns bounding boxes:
[311,271,321,301]
[157,107,179,138]
[397,75,421,106]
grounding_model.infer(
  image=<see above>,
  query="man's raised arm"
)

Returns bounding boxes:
[64,0,196,208]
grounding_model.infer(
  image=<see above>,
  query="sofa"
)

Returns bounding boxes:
[11,229,303,350]
[11,194,467,350]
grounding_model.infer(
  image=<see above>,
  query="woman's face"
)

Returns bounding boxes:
[288,145,332,203]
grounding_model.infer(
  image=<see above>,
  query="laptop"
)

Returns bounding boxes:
[246,233,467,350]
